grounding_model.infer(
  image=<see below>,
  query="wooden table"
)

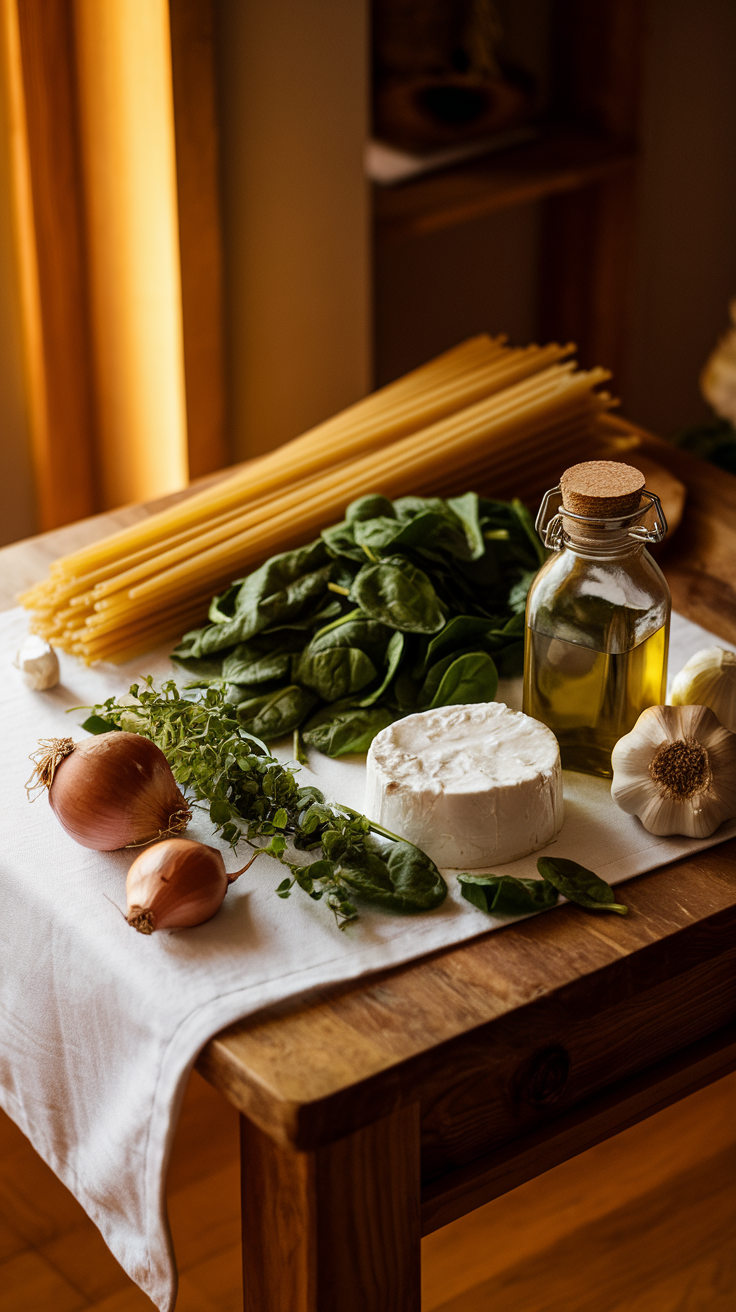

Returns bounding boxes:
[2,427,736,1312]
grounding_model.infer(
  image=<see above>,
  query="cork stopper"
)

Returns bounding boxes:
[560,461,645,519]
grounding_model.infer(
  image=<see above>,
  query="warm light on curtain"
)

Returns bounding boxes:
[73,0,188,507]
[1,0,49,526]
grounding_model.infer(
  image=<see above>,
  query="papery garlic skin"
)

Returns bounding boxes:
[670,647,736,732]
[611,704,736,838]
[701,298,736,425]
[16,635,59,689]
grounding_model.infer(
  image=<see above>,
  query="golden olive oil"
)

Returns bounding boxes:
[523,623,668,777]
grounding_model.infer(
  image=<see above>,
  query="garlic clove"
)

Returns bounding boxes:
[611,703,736,838]
[16,634,60,690]
[670,646,736,732]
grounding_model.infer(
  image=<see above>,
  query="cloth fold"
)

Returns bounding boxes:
[0,606,734,1309]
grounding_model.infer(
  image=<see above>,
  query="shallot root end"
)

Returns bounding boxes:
[127,907,155,935]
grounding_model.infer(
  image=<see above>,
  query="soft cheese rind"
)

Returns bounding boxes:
[365,702,563,868]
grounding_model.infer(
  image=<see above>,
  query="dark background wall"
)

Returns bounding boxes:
[374,0,736,438]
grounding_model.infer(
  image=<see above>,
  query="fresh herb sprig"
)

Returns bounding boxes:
[83,680,447,928]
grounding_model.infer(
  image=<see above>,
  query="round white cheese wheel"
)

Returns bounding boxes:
[365,702,563,868]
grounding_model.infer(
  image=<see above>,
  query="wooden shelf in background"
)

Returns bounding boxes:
[373,128,637,243]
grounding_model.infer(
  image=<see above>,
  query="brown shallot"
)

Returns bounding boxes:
[125,838,258,933]
[27,732,191,850]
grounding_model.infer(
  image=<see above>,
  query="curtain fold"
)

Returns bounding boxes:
[73,0,189,509]
[1,0,224,531]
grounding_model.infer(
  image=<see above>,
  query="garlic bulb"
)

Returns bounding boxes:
[611,704,736,838]
[15,635,59,690]
[670,647,736,732]
[701,298,736,424]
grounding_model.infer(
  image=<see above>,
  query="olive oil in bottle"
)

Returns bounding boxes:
[524,624,668,777]
[523,461,671,779]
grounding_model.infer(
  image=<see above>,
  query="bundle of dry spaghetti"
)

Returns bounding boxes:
[21,335,613,662]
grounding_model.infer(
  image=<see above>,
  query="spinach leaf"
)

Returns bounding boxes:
[296,646,378,701]
[235,684,317,741]
[295,617,391,701]
[306,617,392,664]
[494,640,525,678]
[222,647,293,687]
[260,596,345,635]
[346,494,396,523]
[187,542,335,656]
[336,832,447,913]
[359,631,405,706]
[447,492,485,559]
[393,495,446,520]
[302,704,395,755]
[425,615,504,668]
[458,873,559,916]
[170,651,225,681]
[311,607,364,640]
[417,648,497,709]
[393,670,422,712]
[353,510,452,555]
[321,520,365,562]
[352,556,446,633]
[81,714,120,735]
[536,857,629,915]
[207,581,241,624]
[510,498,547,567]
[426,651,498,708]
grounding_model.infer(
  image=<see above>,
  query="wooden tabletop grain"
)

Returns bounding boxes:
[3,423,735,1181]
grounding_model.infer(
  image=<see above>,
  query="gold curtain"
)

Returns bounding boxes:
[0,0,225,532]
[73,0,189,509]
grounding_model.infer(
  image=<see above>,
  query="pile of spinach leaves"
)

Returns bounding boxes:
[172,492,545,757]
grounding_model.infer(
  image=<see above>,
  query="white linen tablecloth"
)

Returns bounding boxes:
[0,606,734,1309]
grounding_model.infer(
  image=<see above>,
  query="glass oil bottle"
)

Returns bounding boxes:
[523,461,671,778]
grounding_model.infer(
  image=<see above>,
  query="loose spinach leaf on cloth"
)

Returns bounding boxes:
[536,857,629,915]
[458,857,627,919]
[171,490,545,755]
[84,679,447,928]
[334,831,448,913]
[458,874,559,916]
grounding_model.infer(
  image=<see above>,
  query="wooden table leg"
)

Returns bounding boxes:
[240,1103,421,1312]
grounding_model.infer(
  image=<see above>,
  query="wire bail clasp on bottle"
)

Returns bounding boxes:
[535,486,668,550]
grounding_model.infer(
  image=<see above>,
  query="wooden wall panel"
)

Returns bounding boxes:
[13,0,98,529]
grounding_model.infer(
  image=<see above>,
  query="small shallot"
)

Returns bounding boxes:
[27,732,191,850]
[125,838,257,933]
